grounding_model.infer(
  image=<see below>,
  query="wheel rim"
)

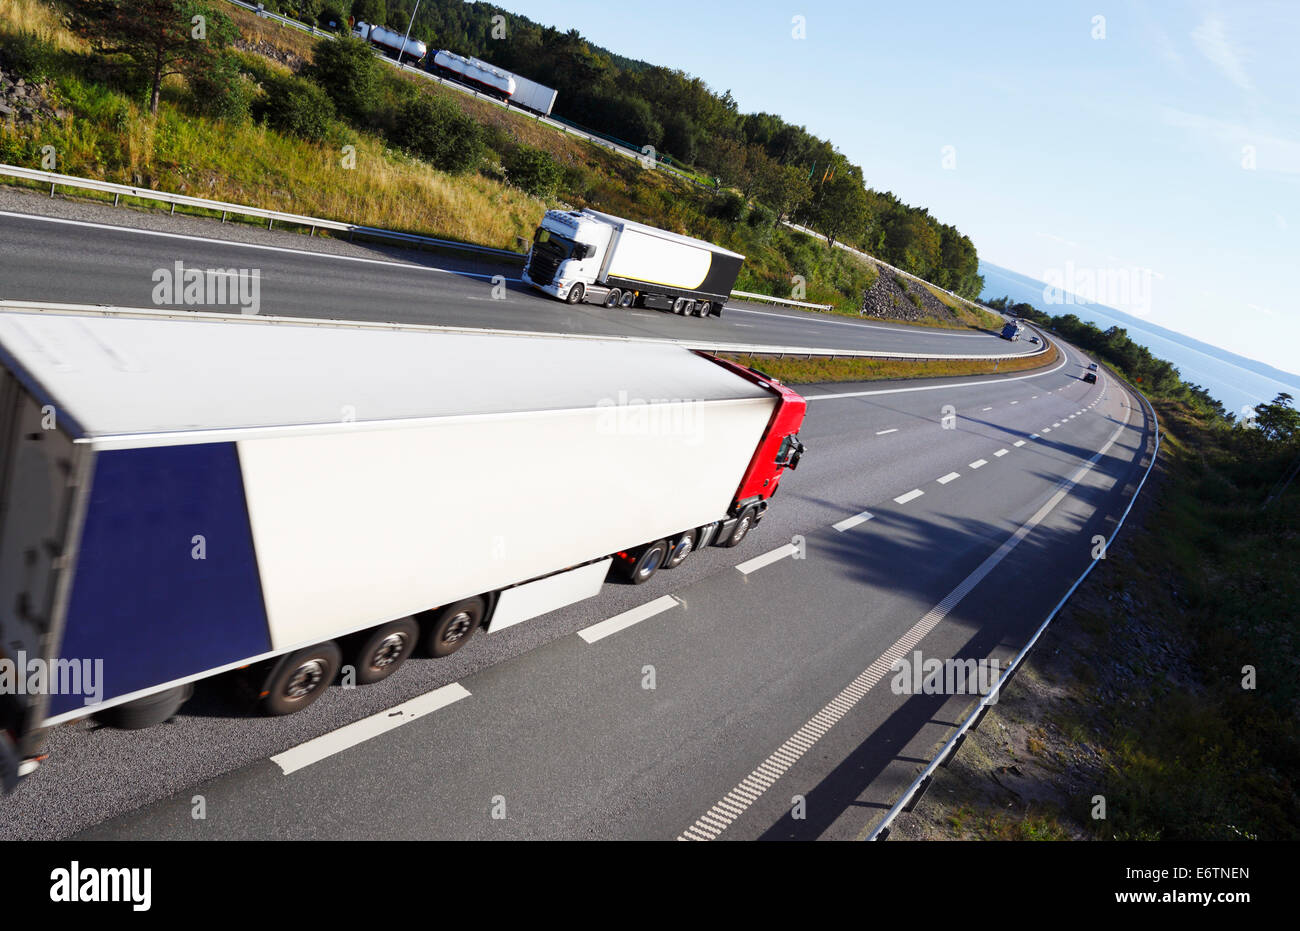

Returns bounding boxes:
[370,632,408,670]
[671,538,693,564]
[605,290,620,307]
[285,659,326,698]
[621,292,634,307]
[442,611,474,644]
[735,516,751,541]
[639,548,664,577]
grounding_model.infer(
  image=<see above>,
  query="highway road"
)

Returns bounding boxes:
[0,190,1035,356]
[0,331,1154,840]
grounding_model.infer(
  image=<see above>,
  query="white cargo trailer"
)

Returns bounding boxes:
[523,209,746,319]
[0,308,806,789]
[507,72,558,116]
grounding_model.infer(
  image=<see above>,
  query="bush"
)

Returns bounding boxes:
[304,37,378,123]
[746,202,775,228]
[1,30,57,82]
[189,55,255,123]
[256,74,336,140]
[709,190,747,223]
[389,93,483,174]
[505,145,562,197]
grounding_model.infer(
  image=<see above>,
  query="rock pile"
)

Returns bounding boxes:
[0,65,61,125]
[859,268,951,323]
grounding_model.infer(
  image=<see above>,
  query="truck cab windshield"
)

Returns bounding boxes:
[534,228,580,259]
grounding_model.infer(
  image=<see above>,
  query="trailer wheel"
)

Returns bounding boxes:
[620,291,635,308]
[94,683,193,730]
[350,617,419,685]
[565,283,585,305]
[682,299,696,316]
[622,539,669,584]
[695,301,712,318]
[603,289,622,308]
[665,531,697,569]
[720,506,758,548]
[672,297,687,314]
[420,598,484,657]
[259,643,341,716]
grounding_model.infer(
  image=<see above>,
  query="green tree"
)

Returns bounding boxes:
[1253,393,1300,443]
[305,36,378,122]
[505,145,563,197]
[255,73,336,140]
[69,0,237,115]
[390,94,483,173]
[351,0,386,27]
[811,171,868,250]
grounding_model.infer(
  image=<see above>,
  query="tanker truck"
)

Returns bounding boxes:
[0,306,806,791]
[523,209,746,319]
[353,21,427,64]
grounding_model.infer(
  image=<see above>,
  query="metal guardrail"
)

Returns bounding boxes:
[0,163,521,258]
[864,365,1161,840]
[730,290,833,311]
[0,301,1051,364]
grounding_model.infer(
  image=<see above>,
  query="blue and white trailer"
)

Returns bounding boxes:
[0,307,805,790]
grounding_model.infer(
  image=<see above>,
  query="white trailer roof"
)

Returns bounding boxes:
[581,210,745,260]
[0,310,771,443]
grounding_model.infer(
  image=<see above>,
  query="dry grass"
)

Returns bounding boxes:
[723,340,1060,385]
[1,0,86,52]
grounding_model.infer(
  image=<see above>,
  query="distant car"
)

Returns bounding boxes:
[1088,363,1098,371]
[1083,372,1098,384]
[1029,336,1040,344]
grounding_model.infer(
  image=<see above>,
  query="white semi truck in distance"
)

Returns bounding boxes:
[0,307,806,791]
[522,209,746,319]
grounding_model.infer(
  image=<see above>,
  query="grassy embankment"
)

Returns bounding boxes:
[0,0,979,328]
[722,338,1058,385]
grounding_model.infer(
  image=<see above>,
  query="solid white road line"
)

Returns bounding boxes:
[678,400,1137,841]
[832,510,875,533]
[806,353,1068,402]
[894,489,925,504]
[875,428,899,435]
[969,459,988,469]
[579,595,680,644]
[736,543,799,575]
[271,682,471,776]
[937,472,960,485]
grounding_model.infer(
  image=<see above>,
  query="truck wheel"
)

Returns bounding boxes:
[672,297,687,314]
[259,643,341,716]
[720,506,758,548]
[603,289,622,308]
[566,283,585,305]
[93,683,193,730]
[622,539,669,584]
[665,531,696,568]
[695,301,712,318]
[420,598,484,657]
[620,291,635,308]
[350,617,419,685]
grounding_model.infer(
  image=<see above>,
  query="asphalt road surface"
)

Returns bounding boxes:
[0,190,1036,356]
[0,333,1154,840]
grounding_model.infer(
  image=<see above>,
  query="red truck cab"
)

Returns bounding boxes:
[698,354,808,535]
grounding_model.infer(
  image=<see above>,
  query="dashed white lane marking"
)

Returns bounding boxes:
[937,472,960,485]
[272,683,471,775]
[875,428,899,435]
[1042,428,1052,433]
[981,407,993,411]
[894,489,925,504]
[579,595,680,643]
[832,510,875,533]
[1010,401,1019,405]
[677,401,1137,841]
[1014,440,1026,447]
[736,543,799,575]
[1031,395,1039,399]
[969,459,988,469]
[994,449,1009,457]
[1053,422,1061,427]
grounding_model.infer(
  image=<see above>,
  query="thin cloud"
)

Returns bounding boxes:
[1190,15,1253,90]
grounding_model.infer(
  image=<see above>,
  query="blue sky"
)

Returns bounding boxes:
[497,0,1298,372]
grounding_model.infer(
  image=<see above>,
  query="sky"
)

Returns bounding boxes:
[495,0,1299,373]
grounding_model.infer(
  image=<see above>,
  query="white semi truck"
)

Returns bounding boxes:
[0,307,806,790]
[522,209,746,319]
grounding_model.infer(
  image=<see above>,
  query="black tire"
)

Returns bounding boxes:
[350,617,419,685]
[259,643,341,716]
[720,506,758,548]
[664,531,697,569]
[420,597,485,657]
[565,283,585,305]
[682,299,696,316]
[94,683,193,730]
[672,297,687,314]
[603,289,622,308]
[620,291,635,307]
[695,301,711,318]
[622,539,669,584]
